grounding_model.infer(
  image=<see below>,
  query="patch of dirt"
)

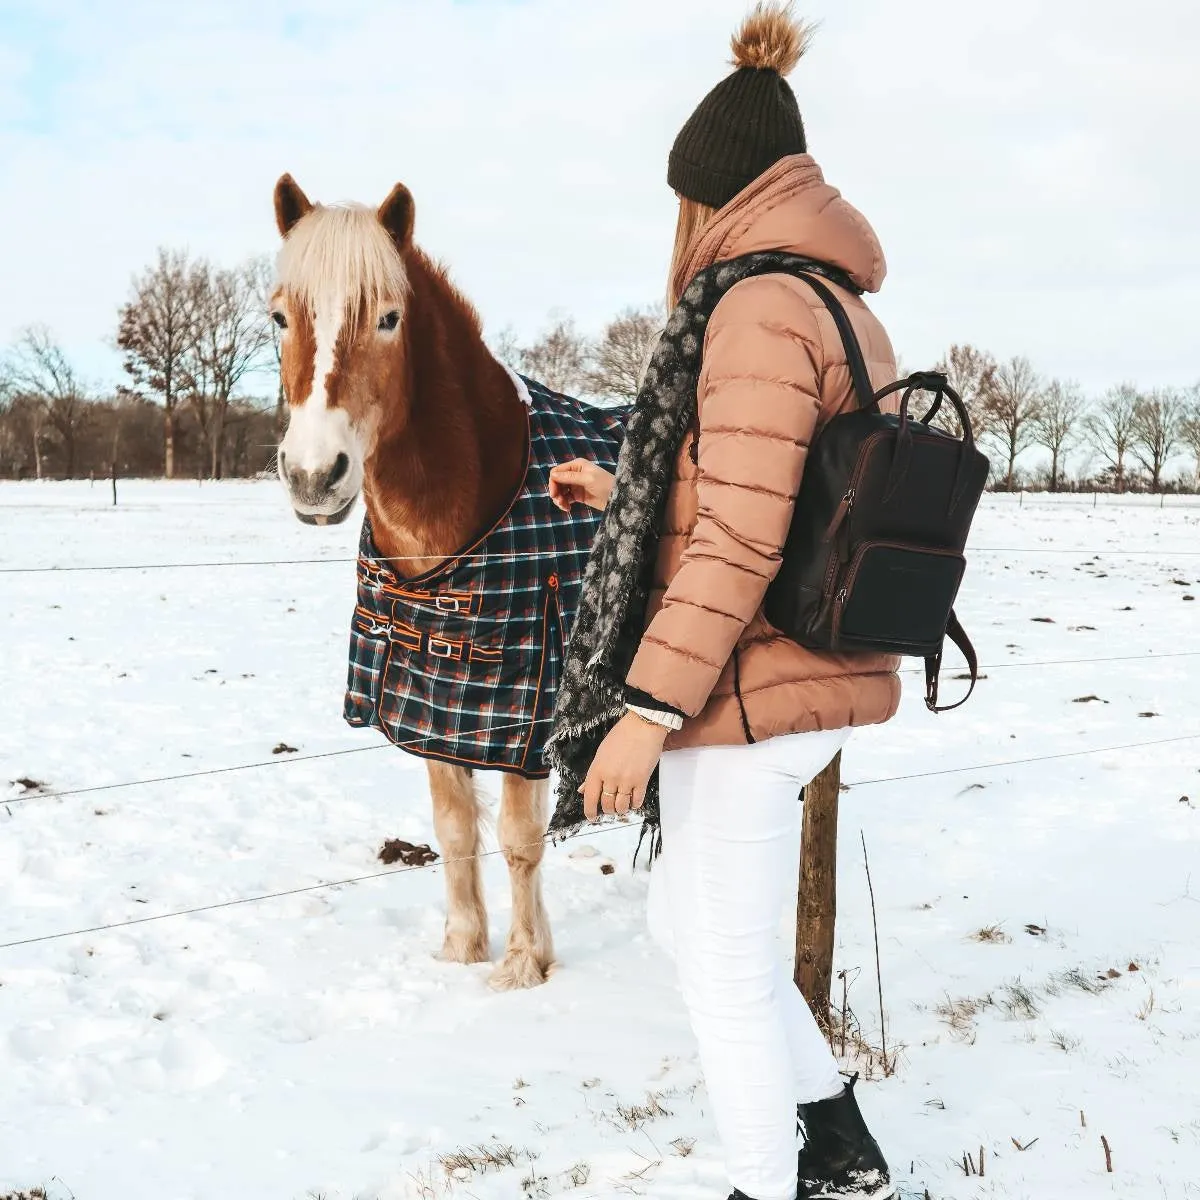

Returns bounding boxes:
[378,839,439,867]
[1073,695,1108,704]
[11,777,45,792]
[271,742,298,755]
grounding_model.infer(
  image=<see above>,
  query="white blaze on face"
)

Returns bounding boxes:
[278,300,364,515]
[274,202,408,517]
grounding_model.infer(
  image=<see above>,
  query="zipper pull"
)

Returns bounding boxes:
[821,488,856,543]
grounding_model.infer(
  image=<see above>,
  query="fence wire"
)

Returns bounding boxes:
[5,545,1200,575]
[5,647,1197,814]
[3,729,1196,953]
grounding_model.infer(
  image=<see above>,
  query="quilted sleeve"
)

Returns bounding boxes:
[625,275,824,717]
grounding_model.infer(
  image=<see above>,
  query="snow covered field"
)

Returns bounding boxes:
[1,481,1198,1200]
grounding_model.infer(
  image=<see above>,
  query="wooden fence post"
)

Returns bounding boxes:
[795,750,842,1030]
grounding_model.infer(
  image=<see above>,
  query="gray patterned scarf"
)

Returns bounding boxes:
[544,250,855,845]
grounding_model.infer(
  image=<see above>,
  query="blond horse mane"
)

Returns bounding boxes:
[274,203,410,333]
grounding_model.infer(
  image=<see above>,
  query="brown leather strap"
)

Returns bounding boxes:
[925,609,978,713]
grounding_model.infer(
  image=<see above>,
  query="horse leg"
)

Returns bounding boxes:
[427,761,489,964]
[489,775,554,991]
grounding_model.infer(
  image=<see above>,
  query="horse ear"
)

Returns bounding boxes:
[274,174,313,237]
[377,183,415,249]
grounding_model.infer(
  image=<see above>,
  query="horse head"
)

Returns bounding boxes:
[270,174,415,525]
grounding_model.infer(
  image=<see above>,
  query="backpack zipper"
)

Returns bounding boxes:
[821,488,856,544]
[815,432,889,618]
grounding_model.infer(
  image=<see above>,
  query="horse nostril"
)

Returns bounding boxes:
[327,452,350,489]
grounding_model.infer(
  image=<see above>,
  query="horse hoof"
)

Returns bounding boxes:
[436,933,490,965]
[488,949,552,992]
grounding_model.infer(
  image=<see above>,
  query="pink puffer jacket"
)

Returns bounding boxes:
[626,154,903,749]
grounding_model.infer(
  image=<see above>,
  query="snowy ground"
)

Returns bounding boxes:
[1,481,1198,1200]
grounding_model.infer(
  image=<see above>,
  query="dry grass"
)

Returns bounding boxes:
[1046,966,1107,997]
[1049,1028,1082,1053]
[826,980,904,1077]
[438,1141,530,1179]
[1136,987,1157,1021]
[935,992,996,1041]
[933,960,1140,1040]
[1,1191,48,1200]
[609,1090,674,1131]
[969,923,1013,944]
[1000,980,1041,1020]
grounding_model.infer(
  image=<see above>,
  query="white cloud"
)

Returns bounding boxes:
[1,0,1196,392]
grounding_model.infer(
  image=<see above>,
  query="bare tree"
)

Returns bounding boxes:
[984,356,1042,490]
[487,324,523,371]
[0,367,23,477]
[117,248,198,478]
[1180,387,1200,488]
[7,326,93,478]
[1032,379,1086,492]
[517,315,591,395]
[1085,383,1139,493]
[933,344,998,440]
[1131,387,1185,493]
[185,259,274,478]
[587,305,662,402]
[246,254,286,439]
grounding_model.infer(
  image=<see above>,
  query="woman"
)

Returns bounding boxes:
[546,5,899,1199]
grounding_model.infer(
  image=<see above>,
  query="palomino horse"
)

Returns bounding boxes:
[268,175,624,990]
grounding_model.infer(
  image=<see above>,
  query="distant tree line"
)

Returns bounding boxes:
[930,345,1200,493]
[493,326,1200,493]
[2,262,1198,492]
[0,249,279,482]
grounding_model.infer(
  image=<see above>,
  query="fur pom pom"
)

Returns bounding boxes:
[730,2,814,76]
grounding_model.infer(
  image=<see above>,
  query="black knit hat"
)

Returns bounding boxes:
[668,4,813,211]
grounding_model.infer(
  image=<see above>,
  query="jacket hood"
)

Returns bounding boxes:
[673,154,886,299]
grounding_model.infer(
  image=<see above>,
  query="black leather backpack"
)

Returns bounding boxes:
[751,256,990,711]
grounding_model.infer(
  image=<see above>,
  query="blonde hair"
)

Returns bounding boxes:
[667,195,718,309]
[275,203,409,332]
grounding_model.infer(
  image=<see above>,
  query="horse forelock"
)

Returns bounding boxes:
[275,203,409,335]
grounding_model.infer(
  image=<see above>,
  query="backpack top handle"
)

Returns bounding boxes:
[873,374,979,513]
[873,373,976,449]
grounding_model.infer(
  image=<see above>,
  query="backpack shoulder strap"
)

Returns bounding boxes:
[779,266,877,412]
[716,252,877,412]
[925,610,978,713]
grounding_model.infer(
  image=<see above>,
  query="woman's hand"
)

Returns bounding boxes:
[549,459,615,513]
[580,712,669,821]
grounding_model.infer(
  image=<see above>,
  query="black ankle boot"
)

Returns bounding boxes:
[796,1075,894,1199]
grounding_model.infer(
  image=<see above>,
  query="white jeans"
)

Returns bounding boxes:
[648,728,851,1200]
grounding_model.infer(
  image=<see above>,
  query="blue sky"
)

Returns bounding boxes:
[1,0,1197,394]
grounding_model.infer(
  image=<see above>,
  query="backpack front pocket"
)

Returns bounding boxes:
[832,541,965,654]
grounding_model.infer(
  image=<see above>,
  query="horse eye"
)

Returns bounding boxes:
[271,311,288,330]
[378,310,400,332]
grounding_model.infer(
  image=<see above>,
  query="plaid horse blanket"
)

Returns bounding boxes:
[344,374,627,777]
